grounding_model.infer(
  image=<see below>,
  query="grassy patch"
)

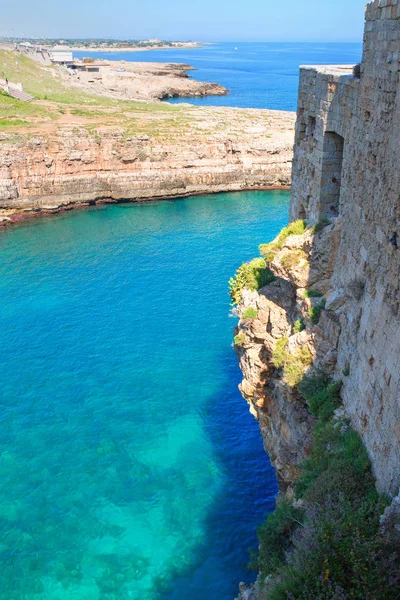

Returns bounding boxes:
[242,307,258,320]
[280,249,308,270]
[229,258,275,305]
[0,118,29,127]
[299,370,342,422]
[310,217,330,233]
[259,220,307,264]
[234,333,246,347]
[272,337,313,387]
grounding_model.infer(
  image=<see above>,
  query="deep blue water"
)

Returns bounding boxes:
[0,190,290,600]
[75,42,362,111]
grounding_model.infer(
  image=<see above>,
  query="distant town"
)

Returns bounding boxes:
[0,38,202,51]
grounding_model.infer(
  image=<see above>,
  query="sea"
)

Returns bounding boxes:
[0,43,362,600]
[74,42,362,111]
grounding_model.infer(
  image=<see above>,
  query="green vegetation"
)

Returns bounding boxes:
[299,370,342,422]
[250,371,400,599]
[233,333,246,347]
[272,337,313,387]
[228,258,275,305]
[293,318,305,334]
[0,118,28,128]
[259,219,306,264]
[311,217,330,233]
[307,299,326,324]
[342,364,350,376]
[280,249,308,270]
[271,336,289,368]
[242,307,258,320]
[0,49,186,138]
[251,499,305,577]
[303,288,323,298]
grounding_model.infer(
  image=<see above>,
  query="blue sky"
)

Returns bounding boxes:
[2,0,368,42]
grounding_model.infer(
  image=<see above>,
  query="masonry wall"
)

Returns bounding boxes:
[290,0,400,493]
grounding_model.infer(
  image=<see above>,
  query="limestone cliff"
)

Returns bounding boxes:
[234,221,341,493]
[0,108,294,221]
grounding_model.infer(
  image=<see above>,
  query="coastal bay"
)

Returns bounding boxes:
[0,190,288,599]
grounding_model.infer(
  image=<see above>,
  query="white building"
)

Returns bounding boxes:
[49,50,73,64]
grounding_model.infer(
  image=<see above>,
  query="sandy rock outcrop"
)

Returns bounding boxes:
[0,108,295,219]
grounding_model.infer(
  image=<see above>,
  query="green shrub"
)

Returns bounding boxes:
[303,464,376,504]
[271,336,289,368]
[259,242,281,263]
[250,499,305,578]
[259,220,307,264]
[295,422,371,500]
[293,318,305,334]
[228,258,275,305]
[280,249,308,270]
[267,495,398,600]
[310,217,330,234]
[299,372,342,422]
[234,333,246,346]
[272,337,313,387]
[307,299,326,324]
[252,369,400,600]
[303,288,323,298]
[342,364,350,376]
[242,307,258,320]
[284,346,313,387]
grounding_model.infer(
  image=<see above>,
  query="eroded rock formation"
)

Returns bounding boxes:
[0,108,295,220]
[234,222,341,493]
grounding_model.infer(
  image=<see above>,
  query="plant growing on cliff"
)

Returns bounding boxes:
[268,494,398,600]
[272,337,313,387]
[253,371,400,600]
[293,318,305,334]
[303,288,324,298]
[259,242,281,264]
[259,220,307,264]
[242,307,258,320]
[233,333,246,347]
[299,370,342,422]
[280,249,308,270]
[228,258,275,305]
[250,499,305,578]
[310,217,330,234]
[307,299,326,324]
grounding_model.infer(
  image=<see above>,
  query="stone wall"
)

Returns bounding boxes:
[290,0,400,493]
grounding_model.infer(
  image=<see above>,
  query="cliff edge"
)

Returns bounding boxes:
[233,1,400,597]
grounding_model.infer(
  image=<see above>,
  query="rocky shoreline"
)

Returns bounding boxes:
[0,107,295,223]
[0,185,291,229]
[60,60,228,103]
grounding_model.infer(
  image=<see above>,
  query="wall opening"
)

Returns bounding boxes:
[319,131,344,217]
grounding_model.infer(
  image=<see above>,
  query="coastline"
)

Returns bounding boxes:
[0,185,291,230]
[50,43,205,52]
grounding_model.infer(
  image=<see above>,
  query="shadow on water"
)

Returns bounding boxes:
[157,351,278,600]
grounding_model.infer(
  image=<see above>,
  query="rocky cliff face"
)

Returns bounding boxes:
[234,221,341,494]
[0,108,294,220]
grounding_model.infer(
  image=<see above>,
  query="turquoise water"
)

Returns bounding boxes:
[75,42,362,111]
[0,190,289,599]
